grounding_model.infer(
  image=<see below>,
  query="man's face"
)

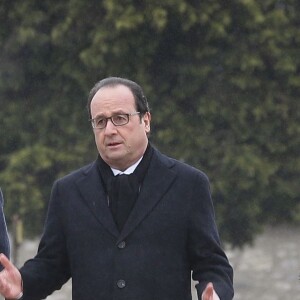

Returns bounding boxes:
[90,85,151,171]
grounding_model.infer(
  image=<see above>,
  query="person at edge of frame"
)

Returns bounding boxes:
[0,188,10,271]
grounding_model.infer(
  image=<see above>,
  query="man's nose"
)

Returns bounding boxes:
[104,119,117,134]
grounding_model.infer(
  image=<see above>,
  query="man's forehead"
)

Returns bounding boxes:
[90,86,136,115]
[93,85,133,102]
[96,84,132,95]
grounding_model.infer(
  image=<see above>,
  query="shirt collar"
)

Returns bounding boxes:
[111,156,143,176]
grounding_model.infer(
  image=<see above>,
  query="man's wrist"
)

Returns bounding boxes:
[5,291,23,300]
[16,277,23,299]
[16,291,23,299]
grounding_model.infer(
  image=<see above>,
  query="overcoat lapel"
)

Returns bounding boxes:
[75,150,176,243]
[117,151,177,244]
[75,163,119,238]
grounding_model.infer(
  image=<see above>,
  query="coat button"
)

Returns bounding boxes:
[117,279,126,289]
[117,241,126,249]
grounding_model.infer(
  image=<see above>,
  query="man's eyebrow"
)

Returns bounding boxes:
[94,110,127,118]
[112,110,127,114]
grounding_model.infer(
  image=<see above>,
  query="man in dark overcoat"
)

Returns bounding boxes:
[0,77,233,300]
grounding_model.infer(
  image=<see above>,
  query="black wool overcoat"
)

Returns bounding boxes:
[20,148,234,300]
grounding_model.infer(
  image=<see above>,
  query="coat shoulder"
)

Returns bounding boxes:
[156,150,209,182]
[55,161,97,185]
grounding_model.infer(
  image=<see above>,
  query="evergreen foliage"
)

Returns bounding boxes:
[0,0,299,247]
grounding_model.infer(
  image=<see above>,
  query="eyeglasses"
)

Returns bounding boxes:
[90,112,140,129]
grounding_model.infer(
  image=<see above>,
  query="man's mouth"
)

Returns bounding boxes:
[107,142,121,147]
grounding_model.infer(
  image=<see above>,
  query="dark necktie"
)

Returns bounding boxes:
[108,173,139,231]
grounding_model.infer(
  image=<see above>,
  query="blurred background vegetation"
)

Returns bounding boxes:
[0,0,299,248]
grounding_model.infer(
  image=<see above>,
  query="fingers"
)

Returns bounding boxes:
[0,254,13,272]
[202,282,221,300]
[202,282,214,300]
[0,254,23,298]
[206,282,214,290]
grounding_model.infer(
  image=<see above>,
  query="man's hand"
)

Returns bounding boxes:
[0,253,23,299]
[201,282,220,300]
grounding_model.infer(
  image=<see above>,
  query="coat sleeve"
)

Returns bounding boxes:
[187,172,234,300]
[0,189,10,264]
[20,181,71,300]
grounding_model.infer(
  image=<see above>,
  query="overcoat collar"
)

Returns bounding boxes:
[75,149,177,242]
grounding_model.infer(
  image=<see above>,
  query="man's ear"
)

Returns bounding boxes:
[143,112,151,133]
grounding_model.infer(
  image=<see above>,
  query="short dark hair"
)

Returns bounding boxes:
[87,77,150,118]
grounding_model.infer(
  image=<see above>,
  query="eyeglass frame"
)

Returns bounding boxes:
[89,112,141,129]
